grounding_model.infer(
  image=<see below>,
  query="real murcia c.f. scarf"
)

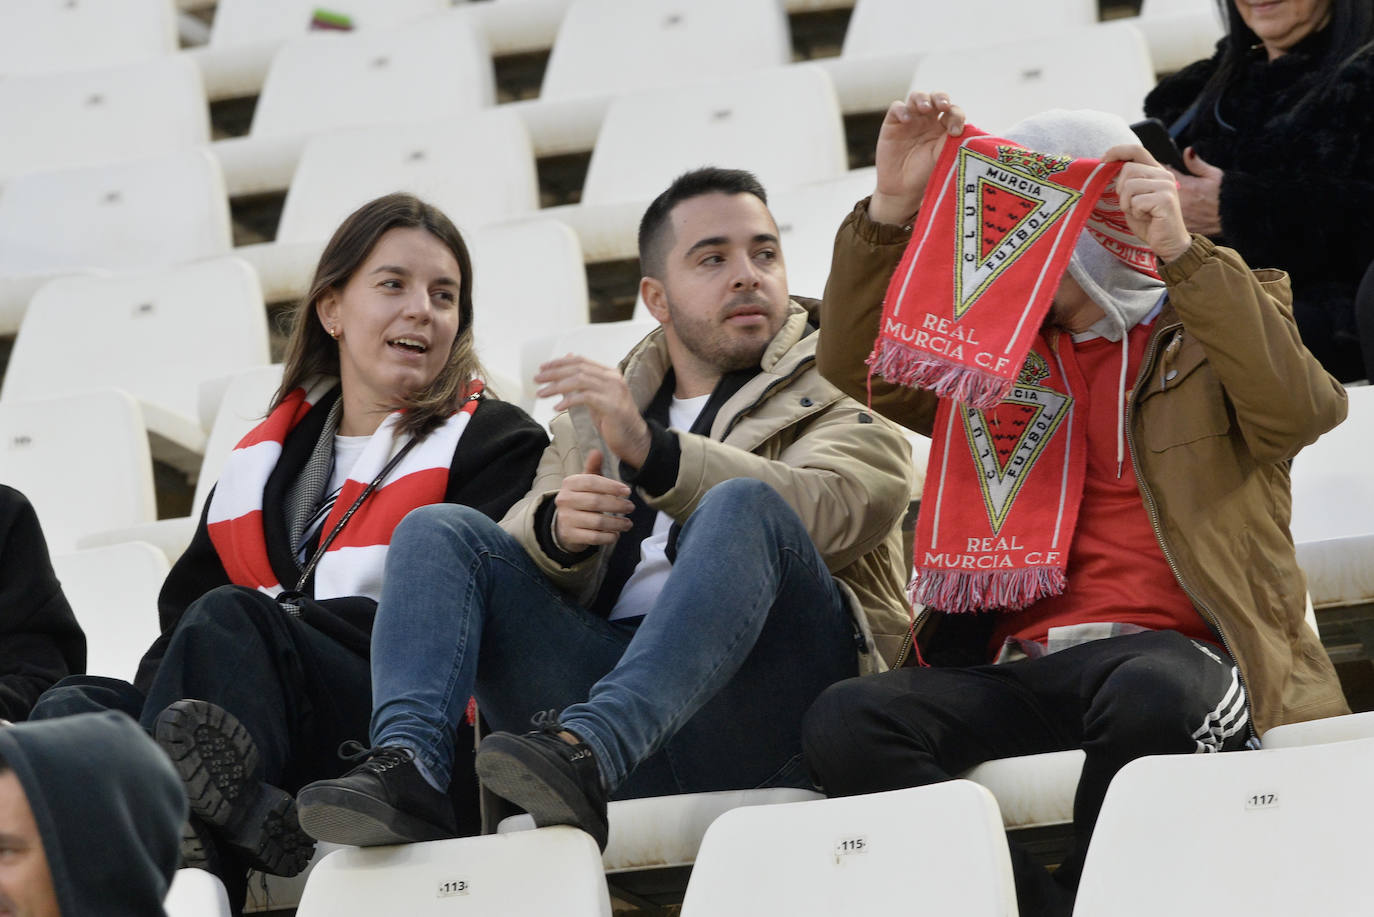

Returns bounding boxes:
[206,378,481,602]
[871,124,1157,613]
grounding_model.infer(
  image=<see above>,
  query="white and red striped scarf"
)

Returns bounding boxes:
[207,377,481,602]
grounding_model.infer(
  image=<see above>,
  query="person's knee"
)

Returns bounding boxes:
[700,478,783,515]
[30,676,145,721]
[1089,640,1211,756]
[802,676,891,793]
[394,503,495,554]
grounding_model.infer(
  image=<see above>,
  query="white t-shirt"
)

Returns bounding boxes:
[608,393,710,621]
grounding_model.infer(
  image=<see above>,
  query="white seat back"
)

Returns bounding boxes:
[680,782,1016,916]
[768,168,879,302]
[1075,740,1374,915]
[1289,386,1374,607]
[251,13,495,139]
[468,217,589,401]
[4,259,269,441]
[843,0,1097,58]
[0,150,232,331]
[295,828,612,916]
[0,0,176,77]
[52,542,167,682]
[277,109,538,245]
[541,0,790,100]
[908,22,1153,136]
[530,320,659,429]
[581,65,847,207]
[208,0,450,49]
[166,869,233,917]
[0,390,156,553]
[0,56,207,185]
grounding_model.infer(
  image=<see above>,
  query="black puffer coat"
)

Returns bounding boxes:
[1145,28,1374,381]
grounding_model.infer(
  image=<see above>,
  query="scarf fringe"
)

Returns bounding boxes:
[911,566,1067,615]
[869,338,1013,411]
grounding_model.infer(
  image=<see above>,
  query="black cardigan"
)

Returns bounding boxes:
[0,485,86,720]
[134,391,547,692]
[1144,29,1374,381]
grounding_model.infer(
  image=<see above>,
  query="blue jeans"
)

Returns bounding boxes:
[370,478,859,798]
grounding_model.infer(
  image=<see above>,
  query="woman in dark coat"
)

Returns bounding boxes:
[1144,0,1374,381]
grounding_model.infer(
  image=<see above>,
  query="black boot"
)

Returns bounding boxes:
[474,727,609,851]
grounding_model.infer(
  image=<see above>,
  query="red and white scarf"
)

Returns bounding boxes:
[872,125,1156,614]
[207,377,480,602]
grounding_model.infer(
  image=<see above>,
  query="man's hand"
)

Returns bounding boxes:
[1103,144,1194,265]
[553,450,634,552]
[535,355,653,469]
[869,90,966,226]
[1171,147,1224,237]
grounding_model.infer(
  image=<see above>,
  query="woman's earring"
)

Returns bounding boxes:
[328,325,339,339]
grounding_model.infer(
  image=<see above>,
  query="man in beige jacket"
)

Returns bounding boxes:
[298,167,913,851]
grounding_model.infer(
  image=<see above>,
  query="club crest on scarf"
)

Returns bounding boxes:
[954,147,1081,319]
[962,351,1071,534]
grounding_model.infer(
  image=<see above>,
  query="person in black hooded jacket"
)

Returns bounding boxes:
[0,486,83,722]
[1143,0,1374,382]
[0,711,184,917]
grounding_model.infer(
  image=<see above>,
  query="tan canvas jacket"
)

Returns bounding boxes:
[817,200,1350,736]
[500,304,913,671]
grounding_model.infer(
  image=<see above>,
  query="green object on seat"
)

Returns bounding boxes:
[310,8,354,31]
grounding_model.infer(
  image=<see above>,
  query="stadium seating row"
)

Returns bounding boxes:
[159,721,1374,915]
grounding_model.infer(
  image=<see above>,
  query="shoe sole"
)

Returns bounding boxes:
[297,783,454,847]
[474,734,608,850]
[155,699,315,877]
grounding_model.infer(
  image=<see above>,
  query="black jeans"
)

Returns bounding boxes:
[31,586,480,904]
[802,630,1250,917]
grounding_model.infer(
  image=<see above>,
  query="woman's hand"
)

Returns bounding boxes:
[869,91,966,227]
[1172,147,1224,237]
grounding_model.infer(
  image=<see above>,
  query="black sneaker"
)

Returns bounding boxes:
[296,743,458,847]
[154,699,315,877]
[474,728,609,851]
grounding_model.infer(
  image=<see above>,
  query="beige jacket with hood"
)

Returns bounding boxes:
[500,302,914,671]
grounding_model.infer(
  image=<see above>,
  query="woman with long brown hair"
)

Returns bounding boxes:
[29,193,547,906]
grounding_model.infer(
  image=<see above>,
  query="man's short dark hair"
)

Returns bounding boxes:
[637,167,769,280]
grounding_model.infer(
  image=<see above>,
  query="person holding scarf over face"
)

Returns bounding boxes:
[28,193,548,910]
[802,93,1349,917]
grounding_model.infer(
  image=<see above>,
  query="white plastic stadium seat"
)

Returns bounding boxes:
[468,217,590,405]
[1288,385,1374,610]
[1262,710,1374,750]
[0,55,208,186]
[78,365,285,563]
[240,107,539,302]
[0,150,232,333]
[53,543,167,689]
[768,168,880,302]
[540,0,791,100]
[294,828,612,916]
[4,259,270,474]
[210,12,495,197]
[556,64,847,262]
[0,0,177,77]
[581,65,847,207]
[165,868,233,917]
[499,788,823,874]
[0,391,156,554]
[1074,739,1374,915]
[907,22,1154,136]
[251,12,494,139]
[529,321,659,429]
[679,783,1016,916]
[842,0,1097,59]
[1133,0,1226,73]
